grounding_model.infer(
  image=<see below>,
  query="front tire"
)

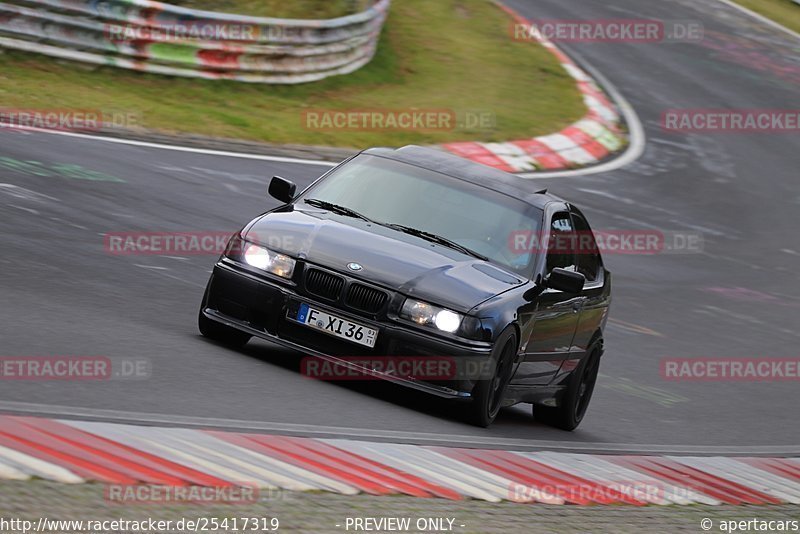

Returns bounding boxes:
[464,328,518,427]
[198,283,251,348]
[198,309,251,348]
[534,344,601,431]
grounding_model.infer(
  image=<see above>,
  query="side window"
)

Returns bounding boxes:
[571,213,601,282]
[545,212,577,274]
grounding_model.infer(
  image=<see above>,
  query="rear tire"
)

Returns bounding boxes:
[534,344,601,431]
[464,328,518,427]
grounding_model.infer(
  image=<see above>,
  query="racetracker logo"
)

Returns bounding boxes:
[104,23,301,43]
[0,357,150,381]
[511,19,703,43]
[104,232,294,256]
[105,484,264,505]
[302,109,495,132]
[508,230,703,255]
[301,356,495,381]
[660,358,800,382]
[0,109,139,132]
[662,109,800,132]
[508,481,695,503]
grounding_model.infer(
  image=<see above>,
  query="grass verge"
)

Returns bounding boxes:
[0,0,585,148]
[729,0,800,34]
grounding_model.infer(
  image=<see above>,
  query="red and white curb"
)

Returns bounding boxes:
[1,415,799,506]
[440,3,626,174]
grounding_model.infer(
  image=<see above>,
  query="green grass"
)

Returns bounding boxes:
[170,0,373,19]
[731,0,800,34]
[0,0,584,148]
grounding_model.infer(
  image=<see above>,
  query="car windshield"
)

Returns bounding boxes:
[298,154,541,276]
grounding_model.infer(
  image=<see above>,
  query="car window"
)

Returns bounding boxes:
[545,212,578,274]
[299,154,542,276]
[571,213,601,282]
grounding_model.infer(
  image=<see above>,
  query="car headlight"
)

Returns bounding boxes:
[400,298,463,333]
[225,234,295,279]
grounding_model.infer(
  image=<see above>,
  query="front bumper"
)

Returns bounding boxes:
[202,260,494,399]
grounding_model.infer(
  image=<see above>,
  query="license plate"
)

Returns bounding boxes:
[294,303,378,348]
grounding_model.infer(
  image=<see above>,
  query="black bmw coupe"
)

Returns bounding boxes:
[199,145,611,429]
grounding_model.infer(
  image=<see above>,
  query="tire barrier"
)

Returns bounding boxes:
[0,0,390,83]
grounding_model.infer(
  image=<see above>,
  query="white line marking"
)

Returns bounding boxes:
[1,401,797,455]
[7,204,40,215]
[669,456,800,504]
[516,60,645,179]
[0,184,60,202]
[186,434,335,492]
[0,444,83,484]
[524,451,669,505]
[148,427,346,493]
[712,458,800,503]
[551,452,716,505]
[67,420,349,493]
[130,434,279,487]
[2,65,637,179]
[0,458,30,481]
[524,451,718,506]
[324,440,505,502]
[711,0,800,41]
[9,128,339,167]
[131,264,204,286]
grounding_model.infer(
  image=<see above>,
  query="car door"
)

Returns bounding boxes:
[512,211,585,386]
[568,210,610,357]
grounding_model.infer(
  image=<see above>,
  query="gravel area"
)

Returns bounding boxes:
[1,480,798,533]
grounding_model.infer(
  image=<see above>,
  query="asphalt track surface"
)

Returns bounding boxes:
[0,0,798,450]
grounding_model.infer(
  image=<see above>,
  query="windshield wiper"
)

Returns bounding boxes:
[301,200,488,261]
[385,224,489,261]
[302,198,374,223]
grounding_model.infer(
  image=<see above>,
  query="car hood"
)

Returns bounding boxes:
[244,208,525,312]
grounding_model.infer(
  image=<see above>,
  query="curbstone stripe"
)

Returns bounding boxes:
[0,416,797,506]
[439,2,628,174]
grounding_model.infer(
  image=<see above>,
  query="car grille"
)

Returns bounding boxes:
[305,268,344,301]
[345,283,387,314]
[304,267,389,315]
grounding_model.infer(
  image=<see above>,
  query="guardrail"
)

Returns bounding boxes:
[0,0,390,83]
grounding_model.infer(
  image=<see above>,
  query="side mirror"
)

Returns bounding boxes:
[523,268,585,301]
[268,176,296,204]
[546,268,585,294]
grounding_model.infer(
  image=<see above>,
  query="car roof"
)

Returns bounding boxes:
[363,145,564,209]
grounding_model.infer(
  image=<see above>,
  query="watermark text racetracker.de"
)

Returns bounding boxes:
[104,231,293,256]
[511,19,703,43]
[0,108,140,132]
[662,109,800,133]
[105,21,300,43]
[301,356,495,381]
[302,109,496,132]
[509,480,698,503]
[508,229,703,255]
[0,516,280,533]
[104,483,275,505]
[661,358,800,382]
[0,356,150,381]
[106,230,703,257]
